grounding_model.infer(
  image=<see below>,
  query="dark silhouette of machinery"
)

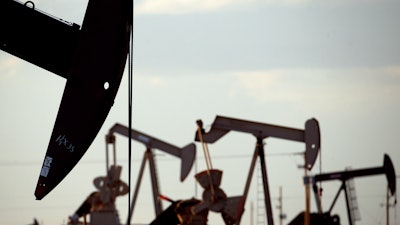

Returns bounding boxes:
[0,0,132,200]
[2,2,397,225]
[288,212,340,225]
[69,123,198,225]
[288,154,397,225]
[67,123,196,225]
[193,115,321,225]
[148,169,245,225]
[106,123,196,224]
[27,218,40,225]
[68,165,129,225]
[149,118,249,225]
[149,198,208,225]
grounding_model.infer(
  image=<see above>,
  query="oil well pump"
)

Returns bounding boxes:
[107,123,196,224]
[289,154,397,225]
[1,0,133,199]
[193,115,321,225]
[67,123,196,225]
[149,119,248,225]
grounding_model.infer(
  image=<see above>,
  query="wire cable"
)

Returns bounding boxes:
[126,0,135,224]
[196,125,216,202]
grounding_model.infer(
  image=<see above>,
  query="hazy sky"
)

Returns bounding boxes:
[0,0,399,225]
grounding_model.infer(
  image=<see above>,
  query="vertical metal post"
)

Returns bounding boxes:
[243,148,259,203]
[343,181,354,225]
[148,150,163,216]
[113,138,117,167]
[257,138,274,225]
[312,184,323,214]
[195,154,198,199]
[105,136,110,174]
[237,148,259,225]
[304,153,310,225]
[105,134,116,174]
[386,185,389,225]
[128,150,148,224]
[279,187,283,225]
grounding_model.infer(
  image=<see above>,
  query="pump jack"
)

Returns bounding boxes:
[289,154,397,225]
[195,115,321,225]
[0,0,132,200]
[67,124,196,225]
[106,123,196,224]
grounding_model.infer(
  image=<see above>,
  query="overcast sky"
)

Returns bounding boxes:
[0,0,399,225]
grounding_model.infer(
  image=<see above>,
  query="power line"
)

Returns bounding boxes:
[0,151,305,167]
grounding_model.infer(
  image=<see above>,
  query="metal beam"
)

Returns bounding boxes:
[0,0,80,78]
[109,123,196,182]
[195,115,320,169]
[314,154,396,195]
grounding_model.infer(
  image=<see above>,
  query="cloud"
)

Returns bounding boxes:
[135,0,312,15]
[137,75,169,87]
[229,67,400,114]
[0,56,21,79]
[133,66,400,117]
[134,0,393,15]
[135,0,240,15]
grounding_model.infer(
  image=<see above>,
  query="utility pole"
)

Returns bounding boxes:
[386,185,389,225]
[251,201,254,225]
[279,187,283,225]
[304,154,310,225]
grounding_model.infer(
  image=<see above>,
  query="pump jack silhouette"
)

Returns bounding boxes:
[0,0,132,199]
[289,154,397,225]
[194,115,321,225]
